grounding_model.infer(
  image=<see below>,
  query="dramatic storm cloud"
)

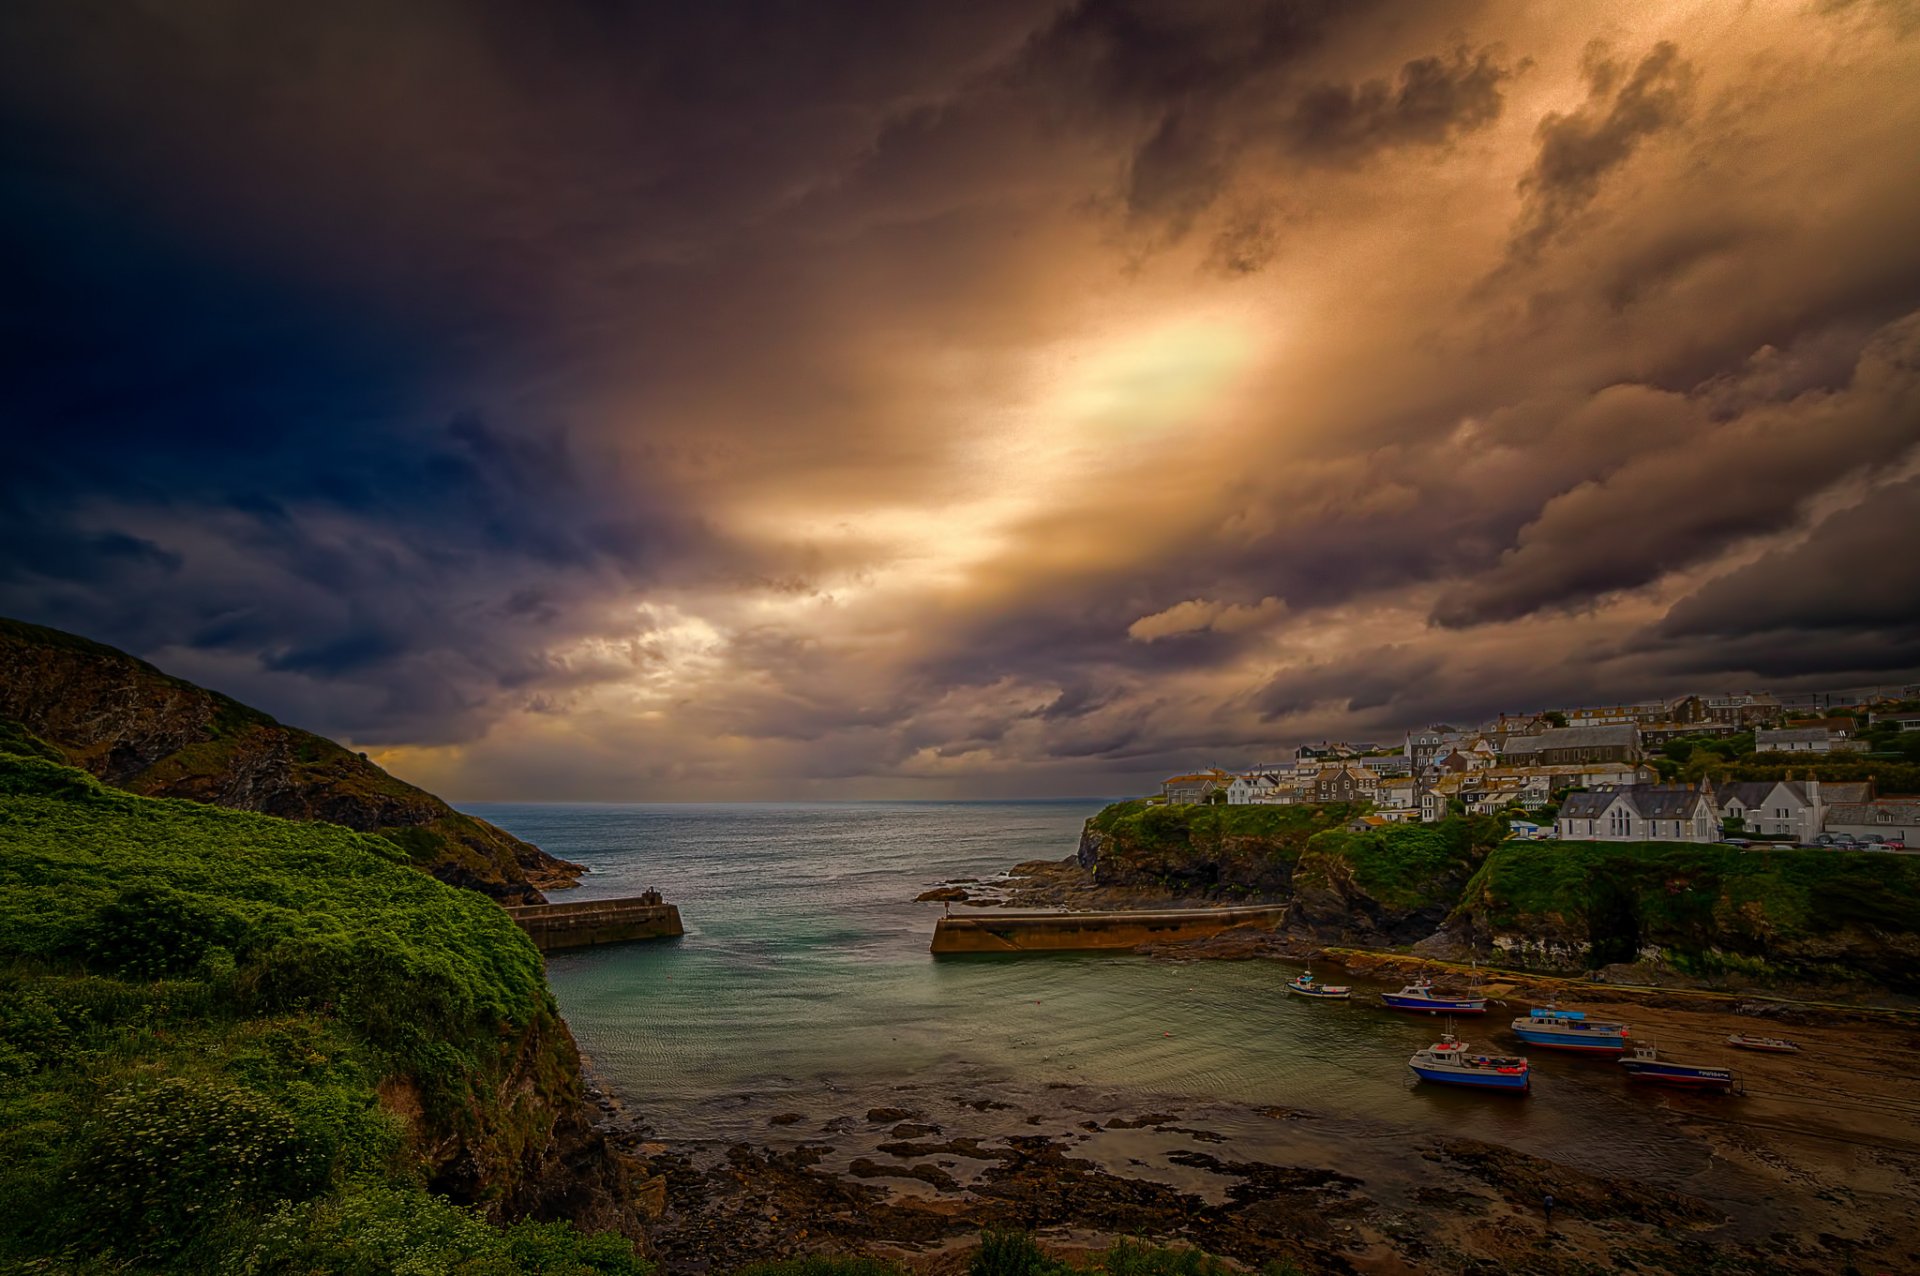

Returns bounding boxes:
[3,0,1917,799]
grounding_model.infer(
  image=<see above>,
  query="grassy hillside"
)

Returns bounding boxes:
[1295,819,1502,913]
[1455,839,1920,987]
[0,749,643,1272]
[0,616,581,903]
[1079,801,1364,900]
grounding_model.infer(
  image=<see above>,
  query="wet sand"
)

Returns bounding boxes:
[592,971,1920,1275]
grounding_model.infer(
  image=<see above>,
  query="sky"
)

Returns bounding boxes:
[2,0,1918,801]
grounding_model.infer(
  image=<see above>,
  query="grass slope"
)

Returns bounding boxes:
[0,748,642,1273]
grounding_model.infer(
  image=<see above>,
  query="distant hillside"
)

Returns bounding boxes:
[0,618,580,903]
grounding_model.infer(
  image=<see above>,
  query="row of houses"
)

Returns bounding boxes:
[1555,779,1917,844]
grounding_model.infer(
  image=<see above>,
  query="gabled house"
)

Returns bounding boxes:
[1556,784,1719,842]
[1227,773,1294,805]
[1716,779,1823,842]
[1162,770,1230,805]
[1313,763,1380,804]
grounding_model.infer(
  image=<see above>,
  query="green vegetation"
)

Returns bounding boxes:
[0,745,640,1273]
[1458,838,1920,986]
[731,1235,1302,1276]
[0,617,572,902]
[1089,800,1361,857]
[1297,817,1505,911]
[958,1233,1295,1276]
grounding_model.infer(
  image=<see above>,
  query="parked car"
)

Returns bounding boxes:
[1719,837,1753,847]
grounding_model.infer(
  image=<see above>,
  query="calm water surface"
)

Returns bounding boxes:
[466,801,1717,1192]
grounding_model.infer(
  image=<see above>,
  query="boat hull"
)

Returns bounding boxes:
[1287,987,1350,999]
[1510,1028,1629,1052]
[1382,994,1487,1014]
[1409,1064,1529,1091]
[1620,1060,1735,1090]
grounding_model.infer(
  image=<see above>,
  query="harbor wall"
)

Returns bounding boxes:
[929,905,1286,954]
[504,897,685,951]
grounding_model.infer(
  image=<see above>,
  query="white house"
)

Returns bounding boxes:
[1227,773,1293,804]
[1716,780,1823,842]
[1754,727,1860,754]
[1824,799,1920,842]
[1556,784,1720,842]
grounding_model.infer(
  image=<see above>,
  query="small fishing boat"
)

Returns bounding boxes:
[1725,1033,1800,1054]
[1619,1043,1738,1092]
[1408,1032,1530,1092]
[1286,970,1352,999]
[1380,977,1488,1015]
[1510,1005,1631,1053]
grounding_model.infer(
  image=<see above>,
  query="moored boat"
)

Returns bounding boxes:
[1619,1043,1738,1092]
[1380,977,1488,1015]
[1286,970,1352,999]
[1408,1032,1530,1091]
[1510,1005,1631,1053]
[1725,1033,1800,1054]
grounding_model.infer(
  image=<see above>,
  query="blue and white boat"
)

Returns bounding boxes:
[1510,1005,1631,1054]
[1381,977,1488,1015]
[1619,1044,1738,1092]
[1408,1032,1530,1091]
[1285,970,1351,1000]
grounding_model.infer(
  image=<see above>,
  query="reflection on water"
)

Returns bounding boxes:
[467,801,1710,1186]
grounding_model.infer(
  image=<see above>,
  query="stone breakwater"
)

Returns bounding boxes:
[929,905,1286,954]
[505,897,685,951]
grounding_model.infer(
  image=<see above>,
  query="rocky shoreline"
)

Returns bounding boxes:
[582,1001,1920,1276]
[577,904,1920,1274]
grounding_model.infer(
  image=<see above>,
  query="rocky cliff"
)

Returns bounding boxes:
[1449,837,1920,991]
[1070,801,1491,945]
[1074,800,1365,899]
[0,617,580,903]
[1071,801,1920,991]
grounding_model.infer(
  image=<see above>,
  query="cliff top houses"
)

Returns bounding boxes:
[1155,682,1920,844]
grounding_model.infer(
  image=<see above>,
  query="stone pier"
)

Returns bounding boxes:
[930,904,1285,954]
[505,897,685,952]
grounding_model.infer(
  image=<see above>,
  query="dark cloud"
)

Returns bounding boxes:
[1511,40,1696,259]
[1658,478,1920,641]
[1,1,1917,797]
[1285,46,1514,164]
[1432,311,1920,628]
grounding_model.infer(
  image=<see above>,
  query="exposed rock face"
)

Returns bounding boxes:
[0,617,580,902]
[428,1009,647,1242]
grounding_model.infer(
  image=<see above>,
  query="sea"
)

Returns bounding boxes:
[464,800,1755,1213]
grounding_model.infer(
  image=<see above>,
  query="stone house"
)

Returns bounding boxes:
[1501,725,1642,766]
[1313,763,1380,804]
[1162,770,1230,804]
[1555,784,1720,842]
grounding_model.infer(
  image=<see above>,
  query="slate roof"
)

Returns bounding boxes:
[1756,728,1832,745]
[1503,725,1639,756]
[1821,781,1874,803]
[1828,800,1920,824]
[1717,780,1812,810]
[1558,785,1712,821]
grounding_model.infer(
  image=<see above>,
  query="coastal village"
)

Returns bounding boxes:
[1158,688,1920,848]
